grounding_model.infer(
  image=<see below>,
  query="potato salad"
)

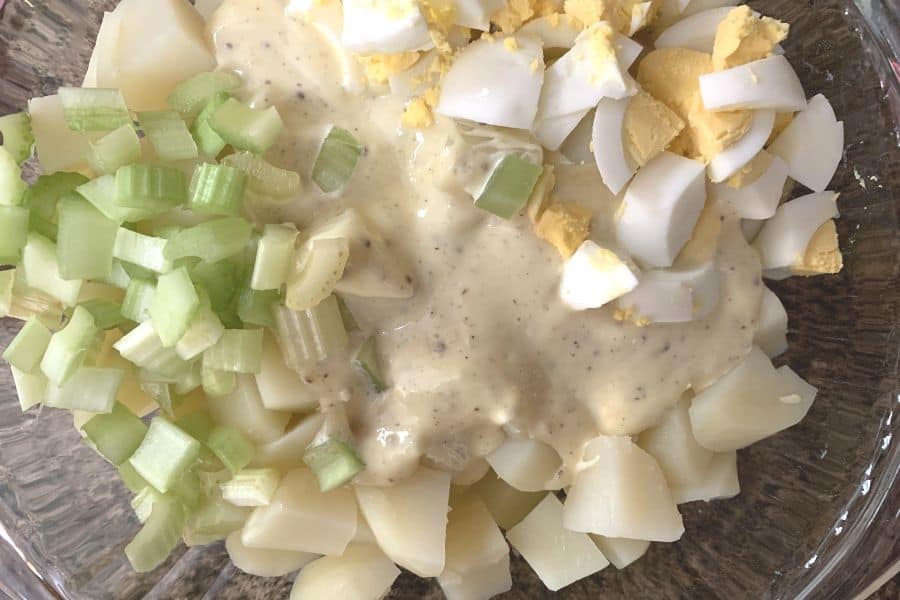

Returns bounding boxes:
[0,0,845,596]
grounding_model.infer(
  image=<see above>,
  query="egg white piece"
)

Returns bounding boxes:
[754,287,788,358]
[713,152,789,219]
[616,152,707,268]
[437,36,545,130]
[768,94,844,193]
[388,49,435,99]
[699,55,807,112]
[658,0,693,22]
[287,0,366,92]
[341,0,433,54]
[629,2,656,35]
[752,191,839,270]
[591,97,635,195]
[708,109,775,182]
[654,7,739,53]
[559,110,596,164]
[533,109,589,151]
[560,241,641,311]
[682,0,739,17]
[618,262,721,323]
[741,218,765,242]
[454,0,507,31]
[519,14,583,49]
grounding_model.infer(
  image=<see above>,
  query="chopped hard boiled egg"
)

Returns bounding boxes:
[707,108,775,182]
[713,150,789,219]
[518,13,584,49]
[699,54,807,112]
[754,287,789,358]
[341,0,433,54]
[752,191,839,270]
[791,219,843,276]
[454,0,507,31]
[533,200,593,258]
[711,6,788,71]
[622,91,686,169]
[654,6,737,53]
[559,241,641,311]
[617,261,721,324]
[591,97,634,193]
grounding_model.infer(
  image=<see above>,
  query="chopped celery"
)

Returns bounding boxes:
[79,298,125,330]
[44,366,123,413]
[11,364,47,411]
[207,427,256,474]
[272,295,348,366]
[285,237,349,311]
[335,294,359,332]
[113,228,173,274]
[132,486,165,524]
[174,361,202,395]
[190,258,243,318]
[150,267,200,347]
[2,317,52,373]
[303,438,365,491]
[208,98,284,154]
[220,468,279,506]
[251,224,297,291]
[0,146,27,207]
[171,468,206,512]
[0,205,30,264]
[188,163,247,216]
[354,336,387,392]
[237,287,278,329]
[82,402,149,465]
[122,278,156,323]
[25,172,90,240]
[184,491,250,542]
[168,70,243,118]
[58,87,130,132]
[113,321,189,378]
[140,380,178,417]
[202,328,264,374]
[119,461,151,493]
[175,303,225,360]
[57,195,118,280]
[475,155,542,219]
[175,410,213,444]
[7,274,65,327]
[0,112,34,164]
[0,269,13,316]
[120,261,158,281]
[22,233,83,306]
[191,92,230,158]
[202,367,236,397]
[115,164,187,210]
[40,305,97,385]
[129,416,201,494]
[88,124,141,175]
[222,152,301,197]
[138,110,198,162]
[77,175,154,224]
[164,217,252,263]
[125,494,186,572]
[312,126,363,193]
[104,260,132,289]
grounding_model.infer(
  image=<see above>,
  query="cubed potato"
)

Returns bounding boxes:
[451,458,490,486]
[27,95,97,174]
[82,10,122,87]
[471,469,546,530]
[255,332,318,412]
[249,412,324,469]
[290,544,400,600]
[443,495,508,576]
[438,554,512,600]
[507,494,609,592]
[486,437,563,492]
[590,536,650,570]
[241,468,357,556]
[638,396,715,487]
[355,467,451,577]
[689,346,817,451]
[671,451,740,504]
[563,436,684,542]
[225,531,317,578]
[208,375,291,444]
[755,287,788,357]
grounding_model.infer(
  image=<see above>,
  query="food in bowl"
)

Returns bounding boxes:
[0,0,847,596]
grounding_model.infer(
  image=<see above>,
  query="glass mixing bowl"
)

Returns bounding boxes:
[0,0,897,598]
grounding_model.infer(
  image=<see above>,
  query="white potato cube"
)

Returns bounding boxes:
[208,375,291,444]
[638,397,716,487]
[82,10,122,87]
[590,536,650,570]
[486,437,562,492]
[249,413,324,469]
[27,95,96,174]
[442,495,508,577]
[670,451,740,504]
[439,554,512,600]
[290,544,400,600]
[471,471,547,530]
[754,287,789,358]
[226,531,317,577]
[255,333,317,412]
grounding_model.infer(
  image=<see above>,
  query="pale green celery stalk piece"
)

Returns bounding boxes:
[175,303,224,361]
[11,364,47,411]
[24,172,90,240]
[190,257,243,320]
[220,468,280,507]
[353,335,387,392]
[184,491,250,543]
[168,71,243,119]
[140,380,178,417]
[312,126,363,193]
[40,305,97,385]
[79,298,125,330]
[0,146,27,207]
[82,402,149,465]
[207,98,284,154]
[236,287,278,329]
[2,317,52,373]
[175,411,212,444]
[174,361,202,395]
[118,461,151,493]
[113,228,173,274]
[77,175,154,224]
[138,110,198,162]
[44,366,124,413]
[188,163,247,216]
[250,224,297,291]
[56,195,118,280]
[207,426,255,474]
[131,486,165,524]
[122,277,156,323]
[0,205,30,264]
[202,328,264,374]
[163,217,252,263]
[335,294,358,331]
[115,164,187,211]
[129,416,201,494]
[201,367,236,397]
[303,438,365,492]
[0,269,13,317]
[113,320,190,378]
[272,294,348,366]
[125,494,187,572]
[475,154,542,219]
[88,124,141,175]
[222,151,301,197]
[104,260,132,290]
[0,112,34,164]
[58,87,131,132]
[191,92,230,158]
[149,267,200,347]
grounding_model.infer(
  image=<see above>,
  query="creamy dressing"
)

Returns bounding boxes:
[209,0,763,486]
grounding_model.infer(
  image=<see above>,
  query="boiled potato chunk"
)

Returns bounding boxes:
[208,375,291,444]
[290,544,400,600]
[241,469,357,556]
[442,495,508,577]
[249,412,324,469]
[471,469,546,530]
[485,437,563,492]
[355,467,451,577]
[638,396,715,487]
[563,435,684,542]
[255,333,317,412]
[590,536,651,570]
[689,346,817,451]
[507,494,609,592]
[82,10,122,88]
[439,554,512,600]
[225,531,317,577]
[27,95,96,174]
[754,287,789,358]
[670,451,740,504]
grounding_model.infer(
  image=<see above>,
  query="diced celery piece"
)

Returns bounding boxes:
[129,416,201,494]
[120,260,157,281]
[122,277,156,323]
[190,258,243,321]
[24,172,90,240]
[191,91,230,158]
[251,224,297,291]
[115,164,187,210]
[79,298,125,330]
[220,468,279,507]
[113,228,173,274]
[104,260,132,289]
[113,320,190,378]
[208,98,283,154]
[132,486,165,524]
[303,438,365,492]
[188,163,247,216]
[168,70,243,118]
[125,494,186,572]
[202,367,236,397]
[140,380,178,417]
[22,233,83,306]
[285,237,349,312]
[237,287,278,329]
[0,146,27,207]
[312,126,363,193]
[208,427,256,474]
[44,366,123,413]
[164,217,252,263]
[2,317,52,373]
[176,410,212,443]
[40,305,97,384]
[82,402,149,464]
[174,361,202,395]
[77,175,154,224]
[119,460,151,493]
[0,269,13,317]
[272,295,348,366]
[57,195,118,280]
[0,112,34,164]
[0,205,30,264]
[203,328,264,374]
[475,155,542,219]
[185,491,250,541]
[6,274,65,327]
[175,303,224,360]
[222,151,301,198]
[150,267,200,347]
[88,124,141,174]
[58,87,131,132]
[354,336,387,392]
[11,364,47,411]
[138,110,198,162]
